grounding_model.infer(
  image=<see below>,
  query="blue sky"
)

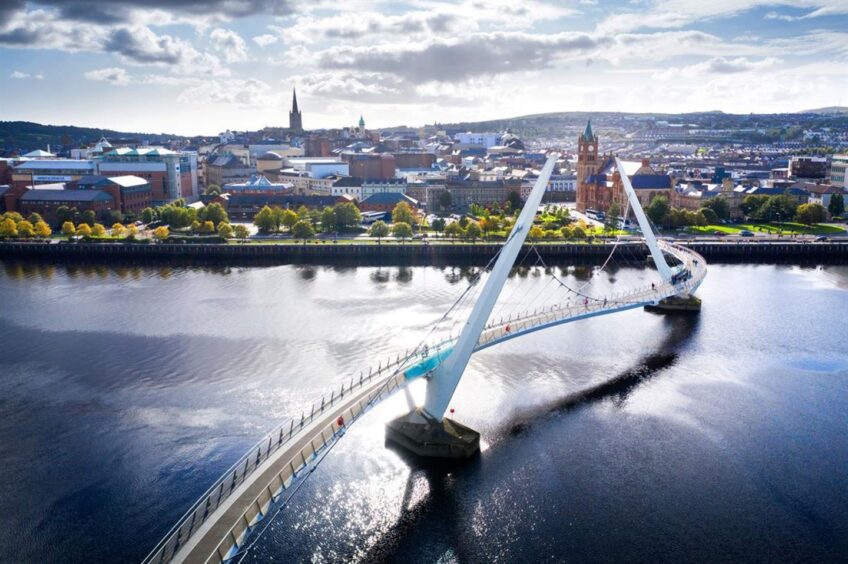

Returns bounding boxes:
[0,0,847,135]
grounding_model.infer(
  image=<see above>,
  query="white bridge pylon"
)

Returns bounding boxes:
[421,154,686,422]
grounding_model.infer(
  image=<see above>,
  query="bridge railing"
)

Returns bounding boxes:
[142,351,423,564]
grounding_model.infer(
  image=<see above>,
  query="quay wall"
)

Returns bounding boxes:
[0,241,846,266]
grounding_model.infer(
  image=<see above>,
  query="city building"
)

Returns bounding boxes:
[11,159,97,190]
[75,175,152,216]
[223,174,290,193]
[359,192,418,213]
[206,153,255,190]
[286,157,349,179]
[97,147,198,203]
[330,176,363,200]
[831,154,848,189]
[454,132,500,148]
[18,188,115,224]
[361,179,407,200]
[789,155,828,179]
[343,153,395,180]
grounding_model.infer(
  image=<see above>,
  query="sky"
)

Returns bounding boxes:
[0,0,847,136]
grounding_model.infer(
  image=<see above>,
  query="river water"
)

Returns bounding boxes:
[0,260,846,563]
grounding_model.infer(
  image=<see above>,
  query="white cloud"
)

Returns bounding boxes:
[652,56,781,80]
[10,70,43,79]
[84,67,131,84]
[252,33,277,47]
[178,78,277,107]
[209,27,248,63]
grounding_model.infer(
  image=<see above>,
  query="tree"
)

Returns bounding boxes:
[292,219,315,240]
[153,226,170,240]
[741,195,769,218]
[233,224,250,239]
[34,221,51,238]
[646,195,670,226]
[200,220,215,233]
[105,209,123,225]
[334,202,361,231]
[111,223,126,237]
[700,207,719,224]
[26,212,43,225]
[392,221,413,241]
[91,223,107,237]
[605,202,621,232]
[200,203,228,225]
[204,184,221,196]
[141,207,157,224]
[281,209,299,231]
[702,196,730,220]
[296,205,310,220]
[528,225,544,241]
[15,220,34,237]
[218,222,234,239]
[190,220,202,233]
[62,221,76,238]
[392,201,416,225]
[757,194,798,222]
[0,217,18,237]
[81,209,96,227]
[56,206,75,226]
[253,206,276,233]
[125,224,139,238]
[506,191,523,211]
[795,203,827,225]
[572,225,587,239]
[431,217,446,232]
[828,193,844,218]
[369,220,390,242]
[320,207,336,233]
[465,220,482,241]
[444,222,463,239]
[438,191,452,214]
[76,223,92,237]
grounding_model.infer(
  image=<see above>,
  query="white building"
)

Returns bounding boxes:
[286,157,349,179]
[361,179,407,200]
[831,154,848,189]
[454,132,500,148]
[548,174,577,192]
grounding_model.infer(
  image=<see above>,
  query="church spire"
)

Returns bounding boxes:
[289,86,303,133]
[582,119,594,141]
[291,88,299,114]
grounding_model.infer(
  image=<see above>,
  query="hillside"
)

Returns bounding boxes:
[0,121,190,155]
[799,107,848,115]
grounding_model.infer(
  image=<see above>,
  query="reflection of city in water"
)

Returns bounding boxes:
[0,260,846,562]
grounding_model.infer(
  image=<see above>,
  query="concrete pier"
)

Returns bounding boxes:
[386,409,480,459]
[645,293,702,314]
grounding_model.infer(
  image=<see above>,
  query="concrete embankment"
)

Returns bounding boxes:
[0,240,846,266]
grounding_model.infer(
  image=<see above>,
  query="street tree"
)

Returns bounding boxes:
[605,202,621,232]
[76,223,92,237]
[795,203,827,225]
[141,207,157,224]
[61,221,76,238]
[828,193,844,218]
[281,209,299,231]
[111,223,126,237]
[253,206,276,233]
[528,225,544,241]
[392,221,413,241]
[444,221,463,239]
[218,222,234,239]
[34,221,51,238]
[439,191,452,214]
[431,217,446,232]
[153,226,170,240]
[506,191,523,211]
[81,210,96,227]
[26,212,43,225]
[392,201,416,225]
[233,224,250,239]
[0,218,18,237]
[369,220,390,243]
[465,220,482,241]
[320,207,336,233]
[334,202,361,231]
[292,219,315,240]
[16,220,34,237]
[702,196,731,220]
[200,203,228,225]
[646,195,670,226]
[91,223,107,237]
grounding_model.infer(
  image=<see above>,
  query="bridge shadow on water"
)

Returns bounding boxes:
[362,314,700,562]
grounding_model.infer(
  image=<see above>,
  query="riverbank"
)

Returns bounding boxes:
[1,240,847,266]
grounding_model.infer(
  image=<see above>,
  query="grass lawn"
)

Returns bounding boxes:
[688,222,846,235]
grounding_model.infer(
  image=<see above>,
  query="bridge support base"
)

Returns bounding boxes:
[386,408,480,459]
[645,293,701,314]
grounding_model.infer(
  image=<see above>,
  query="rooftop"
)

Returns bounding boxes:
[20,189,114,203]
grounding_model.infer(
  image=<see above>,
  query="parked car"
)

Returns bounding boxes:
[712,230,726,237]
[815,236,829,242]
[739,230,754,237]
